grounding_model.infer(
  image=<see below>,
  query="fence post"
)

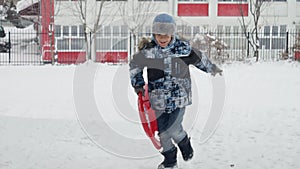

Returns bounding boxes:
[89,32,92,61]
[8,32,11,64]
[286,31,289,54]
[129,32,132,60]
[247,32,250,58]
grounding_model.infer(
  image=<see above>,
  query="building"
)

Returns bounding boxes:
[19,0,300,63]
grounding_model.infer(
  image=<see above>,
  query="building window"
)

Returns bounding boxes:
[233,26,239,36]
[178,0,207,1]
[54,25,128,51]
[55,25,61,37]
[177,25,192,37]
[217,25,224,34]
[96,0,127,1]
[225,26,231,36]
[218,0,247,2]
[138,0,168,1]
[96,25,128,51]
[121,25,128,37]
[193,26,200,35]
[113,26,119,37]
[145,26,151,36]
[272,26,278,37]
[63,26,69,37]
[71,39,84,50]
[79,25,85,37]
[185,26,192,36]
[264,25,287,37]
[55,25,85,51]
[97,27,103,37]
[71,26,77,37]
[296,25,300,33]
[104,26,111,36]
[264,26,270,36]
[261,25,287,50]
[262,0,286,1]
[97,38,111,50]
[56,0,127,1]
[279,25,286,37]
[112,38,127,50]
[271,39,285,49]
[138,27,144,36]
[57,39,69,50]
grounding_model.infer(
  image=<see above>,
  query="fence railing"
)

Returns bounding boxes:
[176,30,299,62]
[0,30,299,65]
[0,31,42,65]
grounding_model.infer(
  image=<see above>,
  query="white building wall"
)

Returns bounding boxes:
[53,0,300,30]
[261,1,298,30]
[54,0,171,27]
[50,0,300,62]
[295,1,300,26]
[54,1,83,25]
[176,1,299,30]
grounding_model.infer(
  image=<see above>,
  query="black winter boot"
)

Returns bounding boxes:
[158,147,178,169]
[178,135,194,161]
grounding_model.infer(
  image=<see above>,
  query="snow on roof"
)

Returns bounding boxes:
[16,0,39,13]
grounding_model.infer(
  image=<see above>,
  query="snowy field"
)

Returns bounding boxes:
[0,61,300,169]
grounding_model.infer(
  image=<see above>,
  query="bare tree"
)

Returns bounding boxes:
[72,0,116,61]
[117,0,158,54]
[238,0,270,61]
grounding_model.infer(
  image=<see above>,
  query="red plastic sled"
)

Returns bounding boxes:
[137,85,161,150]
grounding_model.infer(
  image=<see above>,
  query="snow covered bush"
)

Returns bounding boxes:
[293,32,300,61]
[191,33,229,64]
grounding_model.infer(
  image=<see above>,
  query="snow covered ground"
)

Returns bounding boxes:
[0,61,300,169]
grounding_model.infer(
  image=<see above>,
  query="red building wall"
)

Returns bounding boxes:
[218,4,248,16]
[178,3,248,17]
[178,3,209,16]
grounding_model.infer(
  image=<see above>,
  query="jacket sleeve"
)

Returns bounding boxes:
[189,48,219,74]
[129,52,146,87]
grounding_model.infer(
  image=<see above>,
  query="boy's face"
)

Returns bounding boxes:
[154,34,172,48]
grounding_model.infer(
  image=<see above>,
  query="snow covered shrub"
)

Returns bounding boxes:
[191,33,229,64]
[293,32,300,61]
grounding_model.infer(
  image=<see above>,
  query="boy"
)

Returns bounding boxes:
[129,13,222,169]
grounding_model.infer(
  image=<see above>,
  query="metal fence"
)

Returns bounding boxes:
[0,30,42,65]
[0,29,299,65]
[174,30,300,63]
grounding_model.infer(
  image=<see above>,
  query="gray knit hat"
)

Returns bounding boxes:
[152,13,176,35]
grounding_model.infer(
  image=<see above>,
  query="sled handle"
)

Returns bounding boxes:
[138,88,161,150]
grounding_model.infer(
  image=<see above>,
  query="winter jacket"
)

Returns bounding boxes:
[130,36,218,113]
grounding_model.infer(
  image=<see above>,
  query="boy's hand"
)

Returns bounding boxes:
[134,86,145,96]
[211,64,223,76]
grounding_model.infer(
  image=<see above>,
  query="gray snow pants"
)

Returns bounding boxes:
[155,107,187,153]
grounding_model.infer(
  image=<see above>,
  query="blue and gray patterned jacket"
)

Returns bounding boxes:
[130,36,217,113]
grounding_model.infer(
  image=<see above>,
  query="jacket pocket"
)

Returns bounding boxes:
[149,89,166,111]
